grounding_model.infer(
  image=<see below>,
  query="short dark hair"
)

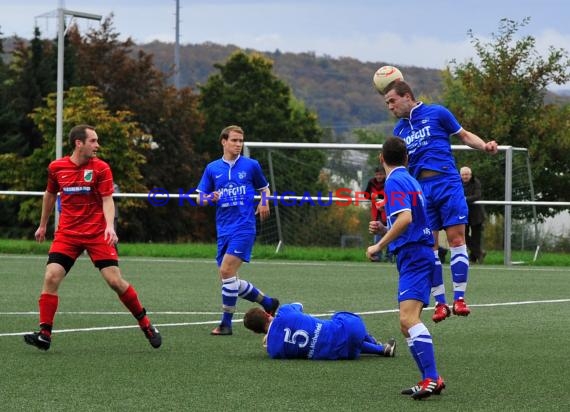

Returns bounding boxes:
[382,137,407,166]
[374,166,386,174]
[384,80,415,100]
[68,124,95,148]
[243,307,269,334]
[219,125,244,143]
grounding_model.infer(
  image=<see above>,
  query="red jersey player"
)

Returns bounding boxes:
[24,124,161,350]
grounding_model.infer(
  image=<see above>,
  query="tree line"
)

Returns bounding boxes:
[0,17,568,243]
[0,17,328,243]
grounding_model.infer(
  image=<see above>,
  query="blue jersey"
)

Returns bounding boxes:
[266,303,367,360]
[393,102,462,179]
[384,167,434,254]
[197,155,269,237]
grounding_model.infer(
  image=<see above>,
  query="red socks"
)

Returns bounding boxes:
[38,293,59,336]
[119,285,150,328]
[38,287,150,333]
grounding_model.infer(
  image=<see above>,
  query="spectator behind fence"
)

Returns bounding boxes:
[460,166,487,264]
[364,167,393,263]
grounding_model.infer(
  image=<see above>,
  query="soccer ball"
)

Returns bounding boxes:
[373,65,404,94]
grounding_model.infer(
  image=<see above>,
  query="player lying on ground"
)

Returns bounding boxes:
[244,302,396,360]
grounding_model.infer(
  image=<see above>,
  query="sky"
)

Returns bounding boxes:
[2,0,570,90]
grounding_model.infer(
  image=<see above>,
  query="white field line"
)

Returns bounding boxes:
[1,298,568,337]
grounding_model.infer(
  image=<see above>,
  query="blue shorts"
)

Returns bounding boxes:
[396,243,433,305]
[419,173,468,231]
[216,232,255,266]
[331,312,368,360]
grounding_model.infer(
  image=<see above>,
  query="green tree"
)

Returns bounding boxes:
[0,86,147,230]
[443,18,570,213]
[126,86,209,242]
[67,18,165,116]
[198,51,325,191]
[66,18,207,241]
[0,28,58,156]
[0,29,61,236]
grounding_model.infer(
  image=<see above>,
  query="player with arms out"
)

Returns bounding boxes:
[243,303,396,360]
[24,124,161,351]
[383,80,498,321]
[196,125,279,336]
[367,137,444,400]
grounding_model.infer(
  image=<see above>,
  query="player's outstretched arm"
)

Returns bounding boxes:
[457,129,498,154]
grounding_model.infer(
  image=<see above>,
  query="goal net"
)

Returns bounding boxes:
[245,142,547,264]
[247,143,383,252]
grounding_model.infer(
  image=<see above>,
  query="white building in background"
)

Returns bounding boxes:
[540,210,570,237]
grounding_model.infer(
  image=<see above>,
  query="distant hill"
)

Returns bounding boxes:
[138,41,445,135]
[139,41,570,135]
[3,36,568,135]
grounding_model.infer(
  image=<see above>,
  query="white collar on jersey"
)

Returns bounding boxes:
[386,165,406,180]
[222,154,240,167]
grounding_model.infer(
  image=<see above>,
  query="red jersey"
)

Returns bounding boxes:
[365,177,387,224]
[46,156,114,237]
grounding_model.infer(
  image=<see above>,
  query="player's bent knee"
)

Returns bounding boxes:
[446,226,466,247]
[97,262,126,292]
[47,252,75,274]
[399,314,420,331]
[108,280,129,294]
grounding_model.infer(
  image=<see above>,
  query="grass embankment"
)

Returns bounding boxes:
[0,239,568,266]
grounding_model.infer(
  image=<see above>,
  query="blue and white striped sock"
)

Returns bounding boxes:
[238,279,272,310]
[221,276,239,326]
[408,323,438,380]
[450,245,469,300]
[407,337,425,379]
[431,250,446,304]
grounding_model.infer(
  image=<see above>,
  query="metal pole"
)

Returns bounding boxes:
[55,9,102,161]
[504,147,513,266]
[54,8,65,228]
[174,0,181,89]
[56,8,65,161]
[267,151,284,253]
[52,8,102,228]
[525,154,539,246]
